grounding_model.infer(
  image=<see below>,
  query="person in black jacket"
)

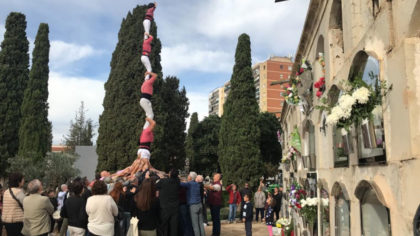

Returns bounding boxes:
[60,181,88,235]
[46,189,58,234]
[239,183,252,221]
[156,169,180,236]
[134,179,160,235]
[242,194,253,236]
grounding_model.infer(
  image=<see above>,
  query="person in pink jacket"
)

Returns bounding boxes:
[140,71,157,129]
[141,33,153,80]
[143,2,157,39]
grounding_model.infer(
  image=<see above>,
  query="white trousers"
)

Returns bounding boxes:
[68,226,85,236]
[141,55,152,80]
[140,98,154,129]
[143,19,151,39]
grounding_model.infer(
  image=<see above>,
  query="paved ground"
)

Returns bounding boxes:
[205,221,269,236]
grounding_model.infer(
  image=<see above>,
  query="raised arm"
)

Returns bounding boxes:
[145,117,156,131]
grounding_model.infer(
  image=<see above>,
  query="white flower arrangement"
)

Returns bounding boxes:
[300,197,318,207]
[352,87,370,104]
[321,198,329,207]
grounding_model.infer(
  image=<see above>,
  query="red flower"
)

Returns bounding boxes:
[314,81,320,89]
[299,68,304,73]
[316,91,323,97]
[296,203,302,209]
[320,77,325,82]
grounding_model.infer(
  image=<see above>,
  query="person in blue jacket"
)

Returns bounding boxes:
[180,172,205,236]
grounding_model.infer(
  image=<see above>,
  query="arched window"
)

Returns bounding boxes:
[320,188,331,236]
[348,51,386,165]
[332,183,351,236]
[414,205,420,236]
[355,181,391,236]
[329,86,352,167]
[329,0,344,53]
[303,120,316,170]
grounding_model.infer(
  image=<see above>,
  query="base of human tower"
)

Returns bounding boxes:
[109,157,167,181]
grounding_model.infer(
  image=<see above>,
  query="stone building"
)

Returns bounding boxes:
[278,0,420,235]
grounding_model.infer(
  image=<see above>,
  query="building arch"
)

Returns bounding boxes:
[329,0,344,56]
[355,180,391,236]
[332,181,351,236]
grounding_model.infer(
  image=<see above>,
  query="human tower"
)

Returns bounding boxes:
[112,2,164,180]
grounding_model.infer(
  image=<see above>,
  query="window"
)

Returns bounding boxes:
[329,0,344,53]
[355,181,391,236]
[280,65,284,70]
[349,52,386,166]
[321,188,331,236]
[414,205,420,236]
[333,183,350,236]
[303,121,316,171]
[288,66,292,71]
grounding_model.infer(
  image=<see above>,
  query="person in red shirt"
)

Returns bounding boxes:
[226,184,241,223]
[143,2,157,40]
[141,33,153,80]
[140,71,157,129]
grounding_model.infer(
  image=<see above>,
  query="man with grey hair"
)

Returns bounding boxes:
[22,179,54,236]
[180,172,205,236]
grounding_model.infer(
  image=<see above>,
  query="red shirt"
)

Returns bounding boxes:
[142,35,153,56]
[145,7,156,21]
[141,73,157,96]
[226,185,241,205]
[139,126,154,144]
[208,181,222,206]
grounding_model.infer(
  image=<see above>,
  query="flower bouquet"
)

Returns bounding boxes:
[288,182,306,210]
[300,197,318,224]
[276,218,294,236]
[282,84,300,105]
[314,77,326,98]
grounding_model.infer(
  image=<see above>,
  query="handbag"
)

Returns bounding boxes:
[52,210,61,220]
[127,217,139,236]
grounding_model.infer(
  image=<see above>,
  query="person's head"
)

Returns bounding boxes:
[244,194,250,202]
[274,187,279,194]
[147,2,155,8]
[232,184,237,191]
[8,172,24,188]
[244,183,249,189]
[72,181,84,196]
[95,173,101,181]
[61,184,68,192]
[47,189,56,198]
[169,169,179,179]
[188,172,197,182]
[270,198,277,208]
[28,179,43,194]
[195,175,203,183]
[110,182,124,203]
[135,179,156,211]
[82,177,89,187]
[279,187,283,192]
[100,170,110,178]
[213,173,221,182]
[92,180,108,195]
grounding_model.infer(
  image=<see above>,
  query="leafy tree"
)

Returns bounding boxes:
[96,5,163,172]
[0,12,30,177]
[218,33,263,187]
[258,112,282,165]
[152,76,189,171]
[7,152,79,188]
[191,115,221,176]
[18,23,52,160]
[63,101,95,150]
[186,112,199,170]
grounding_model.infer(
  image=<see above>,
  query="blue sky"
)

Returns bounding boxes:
[0,0,309,144]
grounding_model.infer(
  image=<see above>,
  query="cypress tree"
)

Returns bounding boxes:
[186,112,199,170]
[218,33,263,186]
[96,5,163,172]
[0,12,30,176]
[192,115,221,176]
[152,76,189,171]
[18,23,51,160]
[258,112,282,177]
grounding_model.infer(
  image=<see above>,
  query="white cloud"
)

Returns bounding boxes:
[48,72,105,144]
[186,91,209,128]
[50,40,99,68]
[0,24,4,44]
[161,44,233,75]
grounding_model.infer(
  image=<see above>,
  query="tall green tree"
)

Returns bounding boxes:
[96,5,163,172]
[218,33,263,187]
[63,101,95,150]
[0,12,30,176]
[191,115,221,176]
[258,112,282,177]
[152,76,189,171]
[186,112,199,170]
[18,23,52,160]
